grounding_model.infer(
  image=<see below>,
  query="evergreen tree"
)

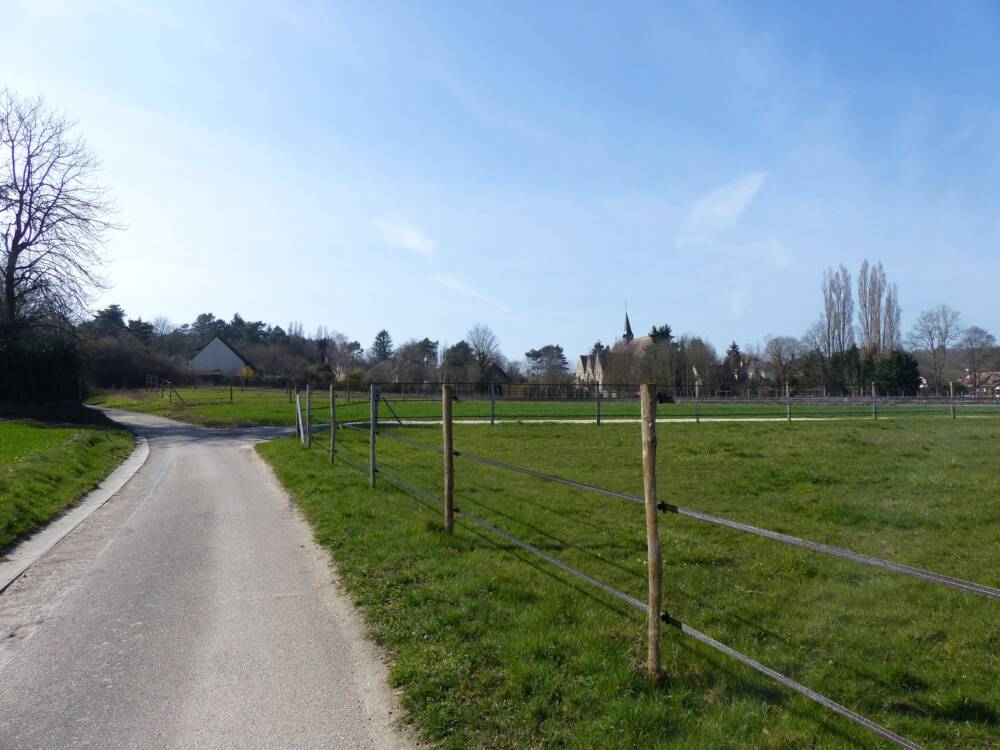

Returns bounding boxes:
[371,329,394,361]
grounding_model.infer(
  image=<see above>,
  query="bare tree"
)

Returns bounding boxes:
[817,264,854,356]
[763,335,802,388]
[908,304,962,393]
[467,323,500,377]
[1,90,116,338]
[857,259,901,354]
[152,315,173,337]
[958,325,996,390]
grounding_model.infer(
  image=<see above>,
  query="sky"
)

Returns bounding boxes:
[4,0,1000,361]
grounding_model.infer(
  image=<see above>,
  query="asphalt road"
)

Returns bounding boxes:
[0,410,415,750]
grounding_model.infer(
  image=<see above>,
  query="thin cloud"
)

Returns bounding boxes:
[431,273,500,308]
[374,213,436,258]
[678,171,767,246]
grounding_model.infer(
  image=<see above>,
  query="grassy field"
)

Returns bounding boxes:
[88,387,997,428]
[0,420,135,553]
[258,417,999,749]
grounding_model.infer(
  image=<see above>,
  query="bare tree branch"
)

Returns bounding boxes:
[0,89,118,338]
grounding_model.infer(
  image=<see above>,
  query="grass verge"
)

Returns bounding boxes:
[258,417,999,748]
[0,417,135,553]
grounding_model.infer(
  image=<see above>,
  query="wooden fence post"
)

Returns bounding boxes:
[305,384,312,448]
[490,382,496,426]
[872,382,878,420]
[640,384,662,682]
[443,384,454,533]
[695,381,701,424]
[329,384,336,464]
[230,384,233,403]
[295,390,304,444]
[786,382,791,422]
[596,388,602,426]
[950,381,956,419]
[369,385,378,488]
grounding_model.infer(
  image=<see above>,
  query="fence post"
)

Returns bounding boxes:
[369,385,378,488]
[295,390,304,444]
[639,384,662,682]
[950,381,956,419]
[695,381,701,424]
[490,382,496,426]
[230,384,233,403]
[872,382,878,420]
[305,384,312,448]
[786,382,791,422]
[443,384,454,533]
[596,388,602,426]
[329,384,336,464]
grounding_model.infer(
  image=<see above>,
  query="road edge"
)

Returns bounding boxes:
[0,432,151,593]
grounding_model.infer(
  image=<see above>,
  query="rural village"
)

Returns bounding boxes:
[1,3,998,749]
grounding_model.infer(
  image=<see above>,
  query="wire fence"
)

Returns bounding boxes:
[144,375,1000,425]
[288,384,999,749]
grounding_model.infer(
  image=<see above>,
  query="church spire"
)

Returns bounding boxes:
[623,308,634,344]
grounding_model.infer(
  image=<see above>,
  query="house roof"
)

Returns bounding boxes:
[189,335,255,371]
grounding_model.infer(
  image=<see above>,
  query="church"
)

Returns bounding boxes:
[575,313,654,387]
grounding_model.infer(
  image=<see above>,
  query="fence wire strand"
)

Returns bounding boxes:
[327,427,924,750]
[450,447,1000,602]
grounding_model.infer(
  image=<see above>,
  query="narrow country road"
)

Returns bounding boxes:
[0,410,415,750]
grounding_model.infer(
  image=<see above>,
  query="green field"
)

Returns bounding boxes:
[259,417,999,749]
[0,420,135,552]
[89,387,996,428]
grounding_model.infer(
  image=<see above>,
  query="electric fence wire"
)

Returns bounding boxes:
[357,457,923,750]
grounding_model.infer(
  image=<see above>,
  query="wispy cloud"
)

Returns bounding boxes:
[431,273,500,308]
[373,213,436,258]
[678,171,767,246]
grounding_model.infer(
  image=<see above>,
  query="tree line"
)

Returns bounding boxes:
[2,89,996,402]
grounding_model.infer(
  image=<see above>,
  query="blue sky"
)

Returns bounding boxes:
[4,1,999,361]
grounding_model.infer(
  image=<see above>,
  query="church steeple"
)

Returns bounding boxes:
[623,310,634,344]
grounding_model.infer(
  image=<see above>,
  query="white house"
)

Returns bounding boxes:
[189,336,253,376]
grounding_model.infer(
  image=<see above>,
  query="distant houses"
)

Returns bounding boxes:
[962,371,1000,397]
[189,336,254,377]
[575,313,652,387]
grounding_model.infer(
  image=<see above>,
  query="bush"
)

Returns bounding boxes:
[83,335,186,389]
[0,335,83,403]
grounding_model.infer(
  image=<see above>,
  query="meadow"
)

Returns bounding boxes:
[0,420,134,552]
[257,415,1000,749]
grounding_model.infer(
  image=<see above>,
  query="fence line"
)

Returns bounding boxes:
[289,383,1000,746]
[333,398,925,748]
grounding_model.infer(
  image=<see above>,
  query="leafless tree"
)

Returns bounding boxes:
[1,90,117,338]
[763,335,802,388]
[958,325,996,390]
[817,264,854,356]
[467,323,500,376]
[152,315,173,336]
[908,304,962,393]
[856,260,900,354]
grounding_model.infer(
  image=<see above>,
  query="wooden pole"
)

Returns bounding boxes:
[443,384,454,533]
[639,384,662,681]
[596,388,602,426]
[369,385,377,488]
[329,384,336,464]
[295,391,304,444]
[950,381,956,419]
[230,384,233,403]
[872,382,878,420]
[786,382,791,422]
[490,382,496,426]
[305,384,312,448]
[695,381,701,424]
